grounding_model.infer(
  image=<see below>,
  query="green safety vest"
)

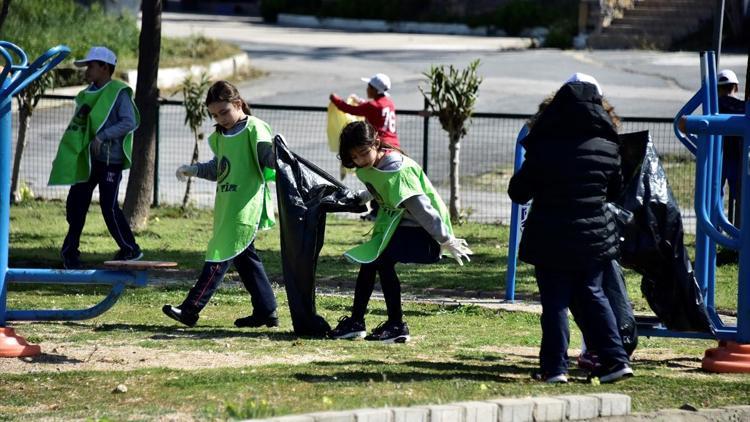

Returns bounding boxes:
[345,155,453,263]
[205,116,276,262]
[48,80,139,185]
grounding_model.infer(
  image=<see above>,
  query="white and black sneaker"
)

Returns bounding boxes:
[365,320,410,343]
[532,371,568,384]
[590,363,634,383]
[328,316,366,339]
[113,247,143,261]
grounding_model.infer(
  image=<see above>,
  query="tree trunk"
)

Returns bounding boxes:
[181,134,200,209]
[123,0,162,230]
[448,133,461,224]
[0,0,11,32]
[11,104,29,204]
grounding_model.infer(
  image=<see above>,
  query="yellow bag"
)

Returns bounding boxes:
[326,96,363,153]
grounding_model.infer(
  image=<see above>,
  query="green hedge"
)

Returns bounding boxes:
[260,0,577,47]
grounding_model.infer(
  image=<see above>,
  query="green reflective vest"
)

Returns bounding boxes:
[345,155,453,263]
[205,116,276,262]
[48,80,138,185]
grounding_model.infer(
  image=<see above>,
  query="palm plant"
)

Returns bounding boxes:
[420,59,482,223]
[180,72,211,209]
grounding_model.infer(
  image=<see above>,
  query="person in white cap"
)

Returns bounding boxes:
[330,73,400,220]
[49,46,142,269]
[717,69,745,226]
[329,73,399,149]
[508,73,633,384]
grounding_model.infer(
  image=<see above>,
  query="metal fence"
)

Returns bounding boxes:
[12,95,692,226]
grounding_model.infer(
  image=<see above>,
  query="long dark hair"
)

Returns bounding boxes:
[338,121,404,168]
[205,80,252,115]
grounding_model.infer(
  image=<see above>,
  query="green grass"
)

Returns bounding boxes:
[2,290,750,420]
[0,0,244,84]
[8,199,740,313]
[2,200,747,419]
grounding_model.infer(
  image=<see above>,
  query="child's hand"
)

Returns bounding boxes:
[175,164,198,182]
[440,237,473,266]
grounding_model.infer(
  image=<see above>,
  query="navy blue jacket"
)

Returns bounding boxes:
[508,82,622,270]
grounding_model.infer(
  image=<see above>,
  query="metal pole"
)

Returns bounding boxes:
[0,79,11,326]
[713,0,726,67]
[422,98,430,174]
[153,92,160,207]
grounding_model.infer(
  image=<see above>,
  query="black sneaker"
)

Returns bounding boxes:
[365,320,410,343]
[162,304,198,327]
[589,363,634,383]
[531,371,568,384]
[234,311,279,328]
[113,247,143,261]
[328,316,366,339]
[62,254,83,270]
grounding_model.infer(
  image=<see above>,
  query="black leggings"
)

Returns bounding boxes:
[351,226,441,323]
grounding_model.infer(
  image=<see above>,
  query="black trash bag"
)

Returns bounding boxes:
[614,130,712,333]
[274,135,367,337]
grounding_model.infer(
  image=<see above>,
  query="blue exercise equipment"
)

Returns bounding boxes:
[0,42,167,357]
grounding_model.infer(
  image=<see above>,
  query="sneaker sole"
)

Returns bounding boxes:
[600,367,634,383]
[381,335,410,344]
[332,331,366,340]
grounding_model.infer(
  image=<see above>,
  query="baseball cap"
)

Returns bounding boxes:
[564,72,603,96]
[717,69,739,86]
[361,73,391,95]
[74,46,117,67]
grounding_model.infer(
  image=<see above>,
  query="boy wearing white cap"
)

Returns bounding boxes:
[49,46,142,269]
[717,69,745,225]
[329,73,400,149]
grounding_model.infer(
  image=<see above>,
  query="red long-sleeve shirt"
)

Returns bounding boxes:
[331,94,400,148]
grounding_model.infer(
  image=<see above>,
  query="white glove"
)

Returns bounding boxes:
[440,237,473,266]
[356,189,373,205]
[175,164,198,182]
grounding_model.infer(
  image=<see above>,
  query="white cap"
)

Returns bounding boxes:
[718,69,739,86]
[74,46,117,67]
[361,73,391,95]
[564,72,603,96]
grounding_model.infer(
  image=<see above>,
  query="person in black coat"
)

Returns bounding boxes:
[508,73,632,383]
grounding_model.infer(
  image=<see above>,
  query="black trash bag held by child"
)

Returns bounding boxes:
[274,135,367,337]
[614,131,712,333]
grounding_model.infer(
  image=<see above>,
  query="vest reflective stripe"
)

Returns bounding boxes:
[205,116,276,262]
[344,155,453,263]
[48,80,138,185]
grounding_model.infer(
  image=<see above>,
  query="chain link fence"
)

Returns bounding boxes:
[12,95,691,227]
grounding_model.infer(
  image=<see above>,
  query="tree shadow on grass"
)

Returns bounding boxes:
[294,358,538,384]
[21,352,84,365]
[88,322,316,342]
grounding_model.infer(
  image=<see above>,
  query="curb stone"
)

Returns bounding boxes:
[246,393,631,422]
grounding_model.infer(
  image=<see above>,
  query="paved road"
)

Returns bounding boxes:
[161,12,746,118]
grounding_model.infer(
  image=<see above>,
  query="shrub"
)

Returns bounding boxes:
[0,0,139,63]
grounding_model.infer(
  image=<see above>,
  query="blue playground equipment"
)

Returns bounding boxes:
[505,50,750,372]
[0,42,167,357]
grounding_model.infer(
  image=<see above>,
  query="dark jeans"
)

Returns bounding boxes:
[351,226,440,323]
[535,263,629,375]
[180,242,276,317]
[61,160,139,259]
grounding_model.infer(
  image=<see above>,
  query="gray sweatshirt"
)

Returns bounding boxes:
[89,85,138,165]
[361,152,451,244]
[194,117,275,180]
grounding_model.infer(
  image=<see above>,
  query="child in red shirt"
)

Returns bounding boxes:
[329,73,399,149]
